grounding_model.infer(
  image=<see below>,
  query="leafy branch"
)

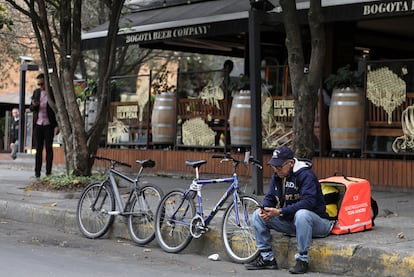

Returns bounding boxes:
[151,65,176,94]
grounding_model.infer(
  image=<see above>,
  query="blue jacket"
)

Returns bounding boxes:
[262,158,329,221]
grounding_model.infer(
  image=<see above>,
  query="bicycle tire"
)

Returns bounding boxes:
[155,189,196,253]
[221,194,260,263]
[76,181,115,239]
[127,184,164,245]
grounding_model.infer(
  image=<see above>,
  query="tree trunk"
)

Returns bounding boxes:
[6,0,125,176]
[279,0,325,158]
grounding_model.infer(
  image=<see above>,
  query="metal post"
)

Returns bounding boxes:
[18,63,39,153]
[18,67,27,153]
[248,9,264,195]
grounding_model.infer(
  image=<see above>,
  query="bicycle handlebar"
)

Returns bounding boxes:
[91,155,132,168]
[212,153,263,169]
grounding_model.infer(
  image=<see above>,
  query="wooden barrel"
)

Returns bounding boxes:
[151,93,176,144]
[328,89,364,151]
[229,91,251,146]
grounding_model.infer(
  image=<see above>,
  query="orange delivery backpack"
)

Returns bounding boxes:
[319,175,378,235]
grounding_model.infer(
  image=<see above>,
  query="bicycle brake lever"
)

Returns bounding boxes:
[248,157,263,169]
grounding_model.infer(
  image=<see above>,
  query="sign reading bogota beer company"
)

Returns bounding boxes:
[125,24,210,45]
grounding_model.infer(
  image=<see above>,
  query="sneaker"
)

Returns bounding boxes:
[245,256,278,270]
[289,260,309,274]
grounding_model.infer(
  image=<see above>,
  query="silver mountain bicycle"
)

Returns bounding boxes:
[76,155,163,245]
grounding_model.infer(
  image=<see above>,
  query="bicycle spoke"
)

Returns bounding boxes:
[76,182,115,239]
[155,190,195,253]
[222,195,259,263]
[128,185,163,245]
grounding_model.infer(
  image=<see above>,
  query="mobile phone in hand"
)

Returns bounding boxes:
[256,204,265,210]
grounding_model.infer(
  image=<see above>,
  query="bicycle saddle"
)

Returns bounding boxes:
[185,160,207,168]
[136,159,156,168]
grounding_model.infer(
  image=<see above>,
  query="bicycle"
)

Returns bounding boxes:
[76,155,164,245]
[154,153,262,263]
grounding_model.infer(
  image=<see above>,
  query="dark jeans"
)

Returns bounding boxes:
[34,124,54,177]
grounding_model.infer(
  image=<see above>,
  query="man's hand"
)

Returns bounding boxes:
[258,207,283,221]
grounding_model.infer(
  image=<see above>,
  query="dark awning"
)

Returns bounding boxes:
[82,0,252,51]
[82,0,414,52]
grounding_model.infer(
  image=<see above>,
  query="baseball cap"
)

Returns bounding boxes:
[268,146,294,167]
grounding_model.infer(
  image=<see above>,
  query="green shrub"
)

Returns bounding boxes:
[28,172,106,192]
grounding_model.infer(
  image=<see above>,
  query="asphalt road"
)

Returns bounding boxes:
[0,219,353,277]
[1,158,413,276]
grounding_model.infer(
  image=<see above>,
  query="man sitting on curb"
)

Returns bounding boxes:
[245,146,332,274]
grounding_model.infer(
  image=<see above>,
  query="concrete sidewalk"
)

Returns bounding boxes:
[0,154,413,276]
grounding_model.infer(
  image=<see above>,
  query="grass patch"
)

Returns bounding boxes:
[27,172,106,192]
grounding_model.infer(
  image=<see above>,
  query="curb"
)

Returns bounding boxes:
[1,198,413,276]
[0,160,413,277]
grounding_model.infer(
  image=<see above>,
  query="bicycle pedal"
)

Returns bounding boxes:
[200,226,209,233]
[108,211,121,215]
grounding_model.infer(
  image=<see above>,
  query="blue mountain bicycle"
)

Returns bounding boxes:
[154,153,262,263]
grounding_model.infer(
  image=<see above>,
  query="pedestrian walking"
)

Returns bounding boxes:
[10,107,20,160]
[29,73,58,178]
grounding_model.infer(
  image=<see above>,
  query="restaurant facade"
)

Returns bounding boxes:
[75,0,414,192]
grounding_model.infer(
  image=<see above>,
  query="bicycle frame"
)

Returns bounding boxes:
[155,154,261,261]
[96,165,145,216]
[177,170,247,230]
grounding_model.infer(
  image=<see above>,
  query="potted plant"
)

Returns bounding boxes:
[324,64,363,90]
[325,65,365,152]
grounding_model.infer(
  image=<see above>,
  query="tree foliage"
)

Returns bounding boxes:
[0,3,13,30]
[5,0,125,176]
[279,0,325,158]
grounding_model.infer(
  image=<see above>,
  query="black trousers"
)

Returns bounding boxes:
[34,124,54,177]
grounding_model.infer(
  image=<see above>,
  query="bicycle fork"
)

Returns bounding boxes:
[91,182,111,214]
[232,191,251,229]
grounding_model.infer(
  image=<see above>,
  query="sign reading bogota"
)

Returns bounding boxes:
[363,0,414,16]
[125,24,210,44]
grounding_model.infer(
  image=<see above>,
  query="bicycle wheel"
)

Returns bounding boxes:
[155,189,196,253]
[76,181,115,239]
[127,184,164,245]
[222,194,260,263]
